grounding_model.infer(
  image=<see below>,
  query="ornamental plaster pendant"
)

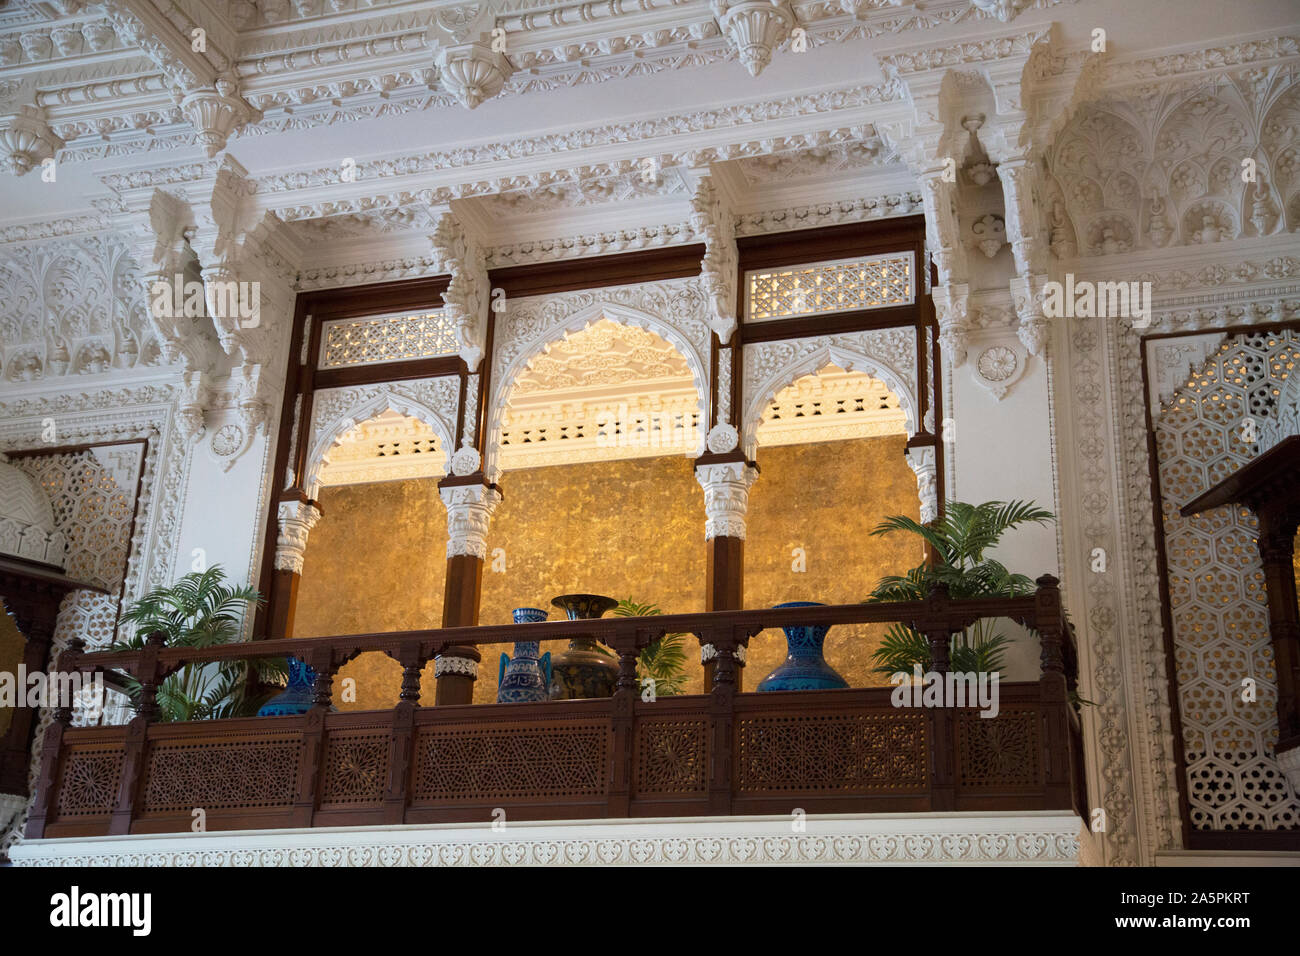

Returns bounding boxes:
[711,0,795,77]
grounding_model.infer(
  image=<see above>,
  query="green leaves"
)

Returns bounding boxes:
[113,565,271,722]
[866,500,1054,676]
[614,598,690,696]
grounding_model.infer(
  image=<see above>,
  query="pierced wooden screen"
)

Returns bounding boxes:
[746,252,913,322]
[413,723,609,802]
[141,736,301,813]
[319,311,458,369]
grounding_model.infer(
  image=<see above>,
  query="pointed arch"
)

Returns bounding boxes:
[484,288,711,480]
[303,379,459,498]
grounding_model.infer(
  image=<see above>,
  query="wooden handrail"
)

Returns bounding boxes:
[67,579,1059,678]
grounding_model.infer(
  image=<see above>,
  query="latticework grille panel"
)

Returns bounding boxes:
[736,712,927,792]
[634,719,707,795]
[1157,329,1300,830]
[54,748,123,817]
[141,738,300,813]
[320,311,458,369]
[413,724,608,801]
[746,253,913,321]
[956,708,1042,789]
[320,733,389,806]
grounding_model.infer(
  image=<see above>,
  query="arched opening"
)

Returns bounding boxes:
[293,410,449,708]
[476,316,709,702]
[744,364,923,690]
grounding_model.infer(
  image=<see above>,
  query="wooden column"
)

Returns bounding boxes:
[695,450,757,689]
[266,494,323,639]
[435,475,500,705]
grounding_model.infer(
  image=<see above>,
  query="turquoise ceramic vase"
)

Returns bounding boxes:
[497,607,553,703]
[756,602,850,692]
[258,656,317,715]
[547,593,619,700]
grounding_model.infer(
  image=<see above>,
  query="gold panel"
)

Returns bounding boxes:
[294,435,919,707]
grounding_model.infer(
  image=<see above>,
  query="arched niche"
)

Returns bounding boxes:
[484,281,712,481]
[302,378,460,499]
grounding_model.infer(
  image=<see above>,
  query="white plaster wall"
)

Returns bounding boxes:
[950,331,1060,683]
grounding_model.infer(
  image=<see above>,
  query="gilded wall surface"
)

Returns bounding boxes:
[294,435,919,707]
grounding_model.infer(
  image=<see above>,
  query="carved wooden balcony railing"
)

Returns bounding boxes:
[26,575,1085,839]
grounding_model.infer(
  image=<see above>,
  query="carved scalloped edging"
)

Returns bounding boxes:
[9,813,1083,866]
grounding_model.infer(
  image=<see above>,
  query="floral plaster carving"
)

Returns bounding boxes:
[439,483,501,560]
[696,459,758,540]
[972,341,1027,400]
[485,279,712,482]
[305,379,459,498]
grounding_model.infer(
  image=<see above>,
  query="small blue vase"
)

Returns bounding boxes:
[756,602,849,692]
[258,655,318,715]
[497,607,553,704]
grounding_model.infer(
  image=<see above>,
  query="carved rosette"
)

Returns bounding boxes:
[696,460,759,540]
[275,500,322,575]
[0,104,63,177]
[439,483,501,559]
[904,445,938,524]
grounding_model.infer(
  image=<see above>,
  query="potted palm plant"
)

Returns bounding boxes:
[113,565,286,721]
[613,599,690,696]
[865,500,1054,677]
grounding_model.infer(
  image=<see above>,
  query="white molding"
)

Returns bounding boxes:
[8,811,1084,867]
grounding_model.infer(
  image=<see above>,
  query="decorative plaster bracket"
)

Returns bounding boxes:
[430,208,490,372]
[180,77,261,158]
[711,0,796,78]
[688,173,739,343]
[1010,274,1050,357]
[0,104,63,177]
[932,283,971,367]
[430,5,514,109]
[275,499,322,575]
[696,458,759,540]
[904,444,938,524]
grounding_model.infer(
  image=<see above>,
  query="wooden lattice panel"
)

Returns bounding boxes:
[735,712,927,792]
[1156,330,1300,829]
[141,737,300,813]
[320,732,390,807]
[956,708,1042,789]
[634,719,708,795]
[413,723,608,802]
[53,747,123,818]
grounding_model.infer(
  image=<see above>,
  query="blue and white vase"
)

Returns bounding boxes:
[497,607,553,703]
[756,602,849,692]
[258,655,317,715]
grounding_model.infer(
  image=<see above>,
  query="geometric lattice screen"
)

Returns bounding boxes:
[745,252,913,322]
[1155,329,1300,830]
[319,311,459,369]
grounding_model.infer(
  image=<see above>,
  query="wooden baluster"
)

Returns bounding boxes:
[1033,573,1071,808]
[24,636,84,839]
[384,642,424,824]
[290,645,335,828]
[608,626,641,818]
[110,630,166,835]
[706,626,740,816]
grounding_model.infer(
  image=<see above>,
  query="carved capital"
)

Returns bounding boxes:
[275,499,322,575]
[904,444,938,524]
[439,482,501,559]
[695,459,759,540]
